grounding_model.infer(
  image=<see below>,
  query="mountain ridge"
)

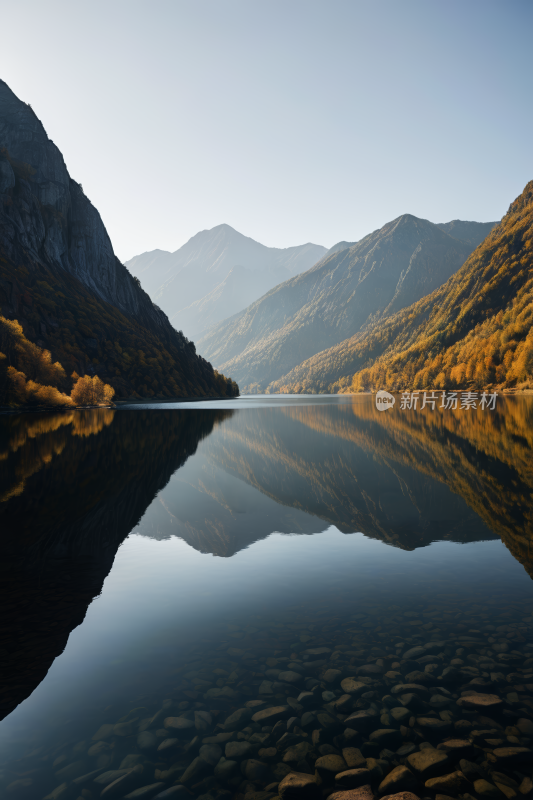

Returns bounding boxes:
[267,182,532,395]
[126,224,327,339]
[200,213,486,392]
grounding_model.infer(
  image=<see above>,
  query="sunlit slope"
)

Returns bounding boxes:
[200,215,476,392]
[268,181,533,394]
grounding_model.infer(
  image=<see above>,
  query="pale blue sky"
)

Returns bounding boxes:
[1,0,532,260]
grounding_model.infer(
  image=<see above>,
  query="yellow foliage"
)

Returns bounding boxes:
[6,366,73,407]
[71,375,115,406]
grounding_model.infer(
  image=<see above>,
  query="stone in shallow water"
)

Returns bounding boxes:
[357,664,385,676]
[344,710,378,732]
[403,646,426,660]
[315,754,348,776]
[225,741,253,760]
[283,742,310,763]
[436,740,474,759]
[391,683,429,697]
[252,705,289,724]
[369,729,402,748]
[214,758,238,780]
[153,789,190,799]
[378,765,417,794]
[113,721,136,737]
[492,747,533,765]
[456,694,503,710]
[124,785,166,800]
[474,779,506,800]
[163,716,195,734]
[92,723,114,740]
[55,760,88,782]
[101,766,144,798]
[340,678,368,696]
[324,668,343,683]
[336,769,373,788]
[179,756,211,785]
[396,744,417,757]
[157,738,178,752]
[137,731,157,751]
[407,749,450,778]
[242,758,271,782]
[199,743,222,765]
[391,707,410,723]
[94,770,131,786]
[88,740,110,757]
[329,786,374,800]
[517,718,533,736]
[416,717,452,733]
[43,785,70,800]
[425,771,472,796]
[342,748,366,769]
[278,771,320,800]
[72,768,107,785]
[279,670,304,684]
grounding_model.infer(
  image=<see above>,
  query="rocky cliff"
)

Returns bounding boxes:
[0,79,237,399]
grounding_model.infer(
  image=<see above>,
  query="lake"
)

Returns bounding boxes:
[1,394,532,800]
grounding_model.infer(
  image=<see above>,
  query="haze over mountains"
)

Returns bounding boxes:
[125,225,327,340]
[199,215,497,392]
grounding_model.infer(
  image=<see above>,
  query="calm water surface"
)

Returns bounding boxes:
[1,395,533,800]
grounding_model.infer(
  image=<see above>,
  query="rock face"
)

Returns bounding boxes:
[0,80,170,334]
[0,79,234,399]
[199,214,479,392]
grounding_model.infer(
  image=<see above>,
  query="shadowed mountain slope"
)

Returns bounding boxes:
[0,79,236,399]
[435,219,498,247]
[199,215,478,392]
[126,225,326,340]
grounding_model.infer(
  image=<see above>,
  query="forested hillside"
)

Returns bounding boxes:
[0,80,238,401]
[268,181,532,394]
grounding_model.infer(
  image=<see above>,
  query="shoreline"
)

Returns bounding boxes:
[0,395,239,416]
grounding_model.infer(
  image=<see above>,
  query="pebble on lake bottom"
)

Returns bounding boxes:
[3,599,533,800]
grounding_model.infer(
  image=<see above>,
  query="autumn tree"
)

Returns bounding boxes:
[71,375,115,406]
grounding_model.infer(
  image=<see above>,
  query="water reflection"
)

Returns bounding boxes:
[0,397,532,723]
[0,408,231,721]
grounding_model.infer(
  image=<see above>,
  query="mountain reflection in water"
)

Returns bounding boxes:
[0,396,532,723]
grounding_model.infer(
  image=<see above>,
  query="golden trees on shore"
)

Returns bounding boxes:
[0,317,115,408]
[71,375,115,406]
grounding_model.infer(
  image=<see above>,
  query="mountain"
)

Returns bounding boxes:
[199,214,484,393]
[435,219,498,248]
[270,181,532,395]
[0,79,237,400]
[125,225,327,339]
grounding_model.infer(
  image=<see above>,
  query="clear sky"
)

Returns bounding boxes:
[1,0,532,261]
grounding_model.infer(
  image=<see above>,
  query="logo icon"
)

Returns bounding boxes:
[375,390,395,412]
